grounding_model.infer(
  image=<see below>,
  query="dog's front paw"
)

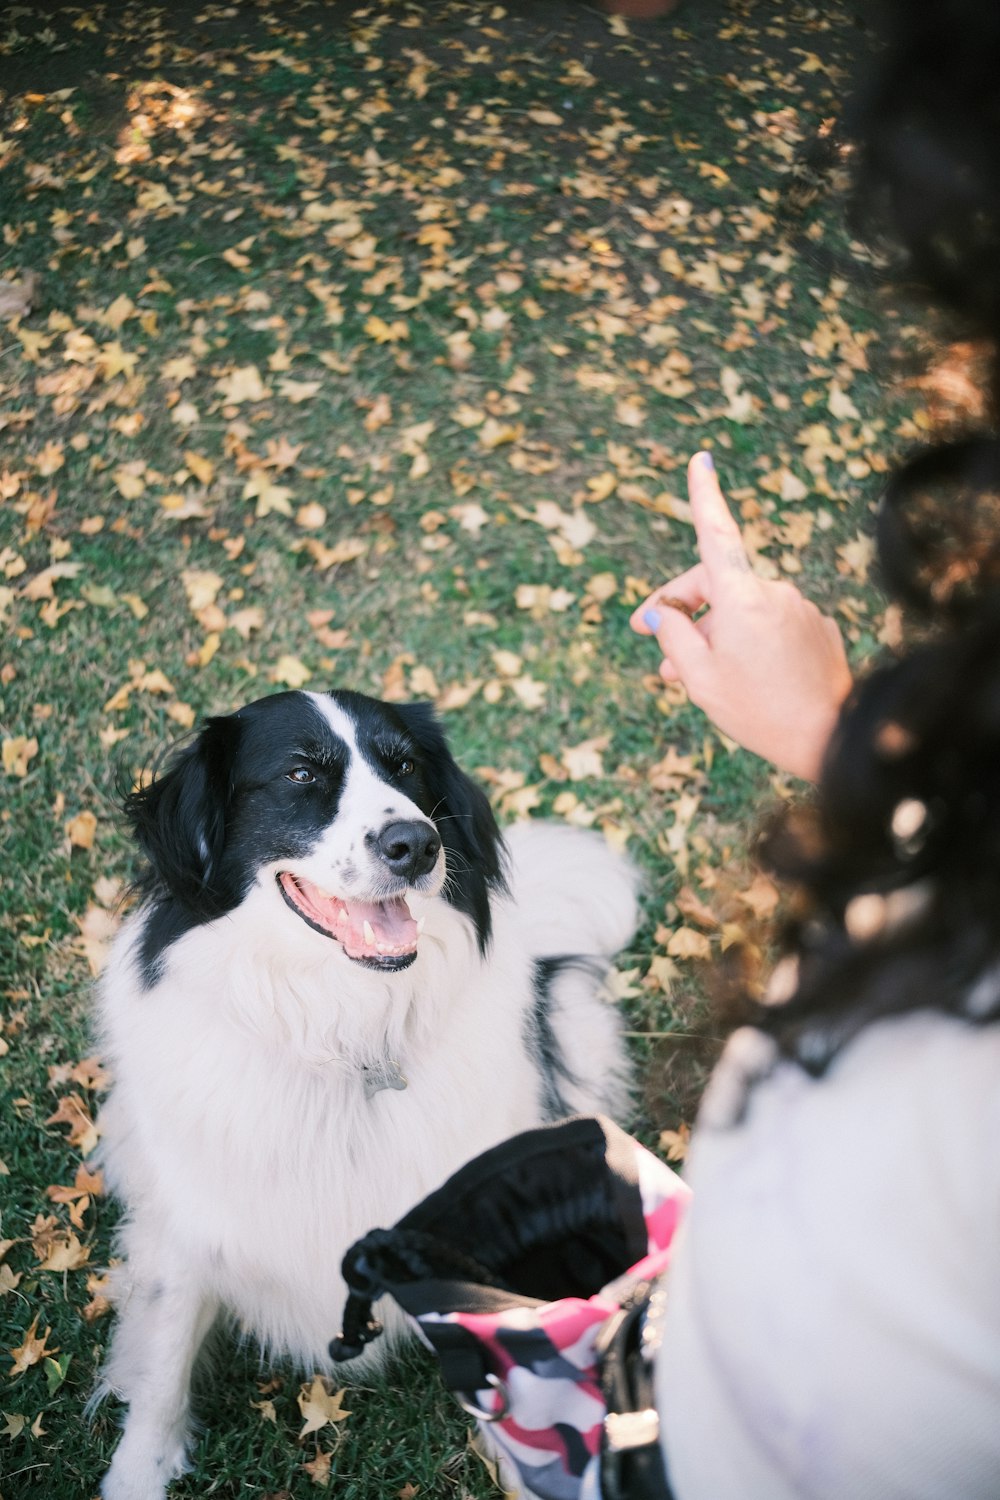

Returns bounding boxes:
[101,1432,188,1500]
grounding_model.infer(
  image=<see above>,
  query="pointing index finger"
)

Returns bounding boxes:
[687,451,752,583]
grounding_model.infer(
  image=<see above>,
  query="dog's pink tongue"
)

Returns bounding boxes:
[342,897,417,959]
[279,873,417,958]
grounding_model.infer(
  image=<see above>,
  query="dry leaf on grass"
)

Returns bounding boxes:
[666,926,713,961]
[45,1094,100,1155]
[74,900,122,972]
[9,1316,57,1378]
[65,810,98,850]
[3,736,39,777]
[216,364,269,403]
[0,271,38,321]
[560,736,610,782]
[297,1376,350,1438]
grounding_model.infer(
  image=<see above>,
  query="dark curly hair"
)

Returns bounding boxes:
[851,0,1000,364]
[749,0,1000,1074]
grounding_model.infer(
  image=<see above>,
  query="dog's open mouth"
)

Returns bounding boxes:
[277,872,419,970]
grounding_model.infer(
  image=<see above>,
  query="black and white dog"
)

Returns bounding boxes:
[95,689,639,1499]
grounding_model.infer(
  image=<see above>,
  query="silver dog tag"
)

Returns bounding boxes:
[361,1059,408,1100]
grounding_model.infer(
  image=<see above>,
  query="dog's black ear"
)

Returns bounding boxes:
[125,715,240,914]
[396,702,508,952]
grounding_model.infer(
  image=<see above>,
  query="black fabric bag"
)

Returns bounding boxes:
[330,1115,689,1500]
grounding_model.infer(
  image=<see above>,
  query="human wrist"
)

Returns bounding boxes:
[783,679,852,782]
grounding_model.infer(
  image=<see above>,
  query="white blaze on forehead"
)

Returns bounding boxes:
[305,690,361,757]
[305,691,426,826]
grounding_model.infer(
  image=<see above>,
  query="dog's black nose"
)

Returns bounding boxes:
[375,821,441,881]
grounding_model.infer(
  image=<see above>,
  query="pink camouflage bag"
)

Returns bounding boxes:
[330,1115,690,1500]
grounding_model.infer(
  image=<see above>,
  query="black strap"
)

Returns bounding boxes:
[329,1226,508,1363]
[596,1284,675,1500]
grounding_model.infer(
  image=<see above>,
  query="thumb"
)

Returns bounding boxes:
[646,603,710,689]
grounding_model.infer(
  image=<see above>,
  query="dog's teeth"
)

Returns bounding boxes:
[363,920,375,945]
[416,916,425,934]
[337,908,348,923]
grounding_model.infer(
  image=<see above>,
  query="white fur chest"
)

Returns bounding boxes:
[98,898,542,1366]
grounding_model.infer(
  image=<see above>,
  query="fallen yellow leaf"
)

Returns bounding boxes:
[45,1094,99,1155]
[136,668,174,695]
[21,562,82,601]
[37,1230,90,1273]
[666,927,712,961]
[166,701,196,728]
[279,378,322,404]
[65,810,98,850]
[114,467,146,501]
[271,655,312,688]
[510,675,546,710]
[0,270,38,322]
[216,364,269,403]
[365,315,409,344]
[181,569,224,614]
[409,665,440,698]
[184,451,214,485]
[561,736,610,782]
[243,470,294,518]
[492,650,522,678]
[9,1316,56,1378]
[3,736,39,777]
[296,502,327,529]
[74,904,120,975]
[303,1448,333,1487]
[297,1376,350,1438]
[479,417,523,449]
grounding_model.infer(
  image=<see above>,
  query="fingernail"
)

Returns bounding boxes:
[642,608,661,631]
[699,451,715,472]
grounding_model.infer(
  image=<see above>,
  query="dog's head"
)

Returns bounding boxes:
[126,690,507,982]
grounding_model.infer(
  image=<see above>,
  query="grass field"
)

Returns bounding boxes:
[0,1,924,1495]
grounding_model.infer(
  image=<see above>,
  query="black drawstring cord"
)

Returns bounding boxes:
[329,1227,505,1363]
[328,1292,383,1362]
[328,1252,383,1362]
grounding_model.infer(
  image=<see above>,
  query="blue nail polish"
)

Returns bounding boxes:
[643,608,661,631]
[700,451,715,472]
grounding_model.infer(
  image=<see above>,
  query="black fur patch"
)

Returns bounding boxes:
[526,956,601,1120]
[132,693,345,986]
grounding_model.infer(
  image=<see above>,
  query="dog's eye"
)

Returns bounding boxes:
[397,758,415,777]
[286,767,316,785]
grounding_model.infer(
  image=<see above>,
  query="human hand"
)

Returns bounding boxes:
[630,452,853,781]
